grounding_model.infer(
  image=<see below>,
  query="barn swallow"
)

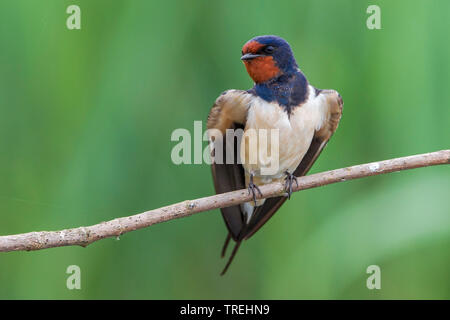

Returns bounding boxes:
[207,35,343,275]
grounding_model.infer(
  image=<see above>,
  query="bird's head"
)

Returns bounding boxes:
[241,35,298,84]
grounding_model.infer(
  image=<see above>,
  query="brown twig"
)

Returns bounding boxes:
[0,150,448,253]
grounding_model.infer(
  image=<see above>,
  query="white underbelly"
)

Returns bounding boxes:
[240,91,324,181]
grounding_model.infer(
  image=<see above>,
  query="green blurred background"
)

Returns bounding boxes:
[0,0,449,299]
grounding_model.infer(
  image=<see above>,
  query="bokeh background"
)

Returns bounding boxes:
[0,0,449,299]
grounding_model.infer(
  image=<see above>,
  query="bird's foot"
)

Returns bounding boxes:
[248,173,262,206]
[284,171,298,199]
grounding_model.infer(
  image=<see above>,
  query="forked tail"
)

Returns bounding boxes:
[220,239,243,276]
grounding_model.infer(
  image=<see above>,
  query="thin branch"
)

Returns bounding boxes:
[0,150,448,253]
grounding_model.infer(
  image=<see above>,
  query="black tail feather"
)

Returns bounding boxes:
[220,240,242,276]
[220,198,251,275]
[221,233,231,258]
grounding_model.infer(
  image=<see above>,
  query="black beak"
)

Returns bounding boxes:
[241,53,263,61]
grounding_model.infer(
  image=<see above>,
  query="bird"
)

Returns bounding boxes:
[207,35,343,275]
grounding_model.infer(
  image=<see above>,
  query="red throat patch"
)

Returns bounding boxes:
[242,41,281,83]
[243,56,280,83]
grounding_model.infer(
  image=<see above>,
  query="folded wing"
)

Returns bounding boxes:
[207,90,254,241]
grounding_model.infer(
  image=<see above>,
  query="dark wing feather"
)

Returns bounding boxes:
[243,89,343,240]
[210,123,246,240]
[208,90,255,275]
[207,90,253,241]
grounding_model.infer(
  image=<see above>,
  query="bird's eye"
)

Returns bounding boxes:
[264,46,275,54]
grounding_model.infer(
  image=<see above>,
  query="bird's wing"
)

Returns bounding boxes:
[243,89,343,240]
[207,90,254,241]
